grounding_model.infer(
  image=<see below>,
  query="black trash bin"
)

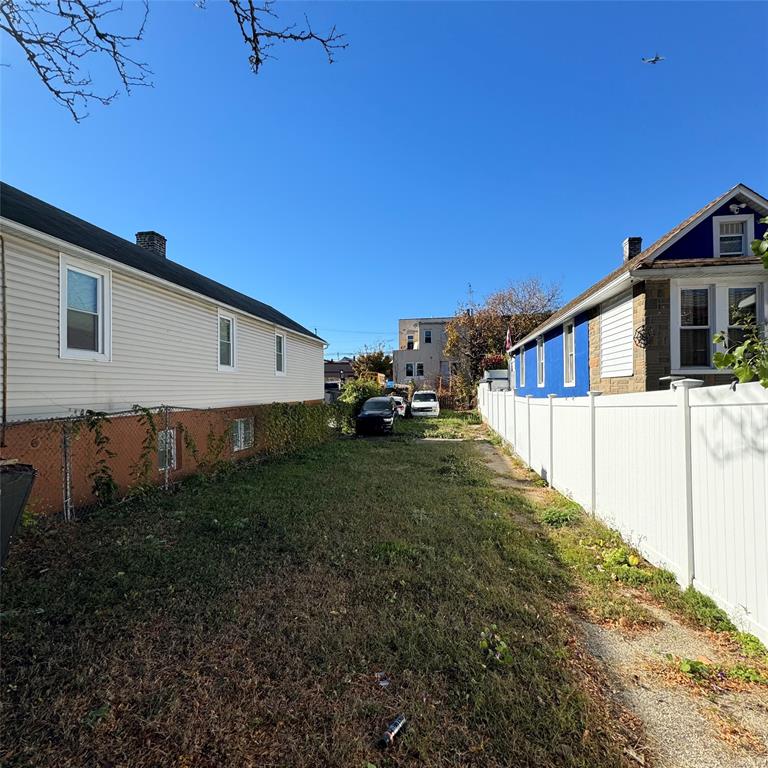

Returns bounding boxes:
[1,462,37,566]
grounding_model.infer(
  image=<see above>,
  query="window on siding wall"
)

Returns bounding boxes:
[416,362,424,377]
[59,258,111,360]
[232,417,254,452]
[275,333,286,374]
[219,314,235,369]
[158,429,177,471]
[713,215,754,258]
[679,288,711,367]
[405,362,414,377]
[519,348,526,386]
[718,220,745,257]
[536,337,545,386]
[563,321,575,386]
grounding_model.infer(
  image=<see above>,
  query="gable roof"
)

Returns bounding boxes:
[0,182,323,343]
[511,183,768,350]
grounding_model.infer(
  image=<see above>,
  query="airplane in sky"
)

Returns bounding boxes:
[642,53,666,64]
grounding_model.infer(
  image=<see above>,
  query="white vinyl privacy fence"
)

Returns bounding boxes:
[478,381,768,645]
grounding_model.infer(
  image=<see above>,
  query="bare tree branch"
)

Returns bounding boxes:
[0,0,151,121]
[1,0,346,121]
[224,0,346,74]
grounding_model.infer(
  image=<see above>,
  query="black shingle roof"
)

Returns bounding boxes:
[0,182,323,342]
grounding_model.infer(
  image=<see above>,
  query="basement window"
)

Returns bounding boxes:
[232,417,254,452]
[158,428,177,472]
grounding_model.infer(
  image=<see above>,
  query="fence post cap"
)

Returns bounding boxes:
[587,390,603,397]
[671,378,704,391]
[547,393,557,399]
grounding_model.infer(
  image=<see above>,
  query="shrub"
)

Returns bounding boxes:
[262,402,332,455]
[339,378,384,415]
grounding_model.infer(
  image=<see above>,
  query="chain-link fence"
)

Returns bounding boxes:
[2,401,345,520]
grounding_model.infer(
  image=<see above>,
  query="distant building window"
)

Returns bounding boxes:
[59,257,112,361]
[563,321,575,386]
[405,362,414,377]
[232,417,254,452]
[519,348,525,387]
[536,337,545,387]
[416,362,424,377]
[407,334,414,350]
[713,214,753,258]
[158,428,177,472]
[219,314,235,369]
[424,330,432,344]
[275,332,286,374]
[679,288,710,367]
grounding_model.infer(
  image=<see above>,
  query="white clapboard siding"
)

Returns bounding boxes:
[478,382,768,645]
[2,232,324,419]
[600,290,634,378]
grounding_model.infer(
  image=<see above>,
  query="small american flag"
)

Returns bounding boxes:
[505,326,512,355]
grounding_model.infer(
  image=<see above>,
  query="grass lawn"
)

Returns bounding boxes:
[1,419,632,767]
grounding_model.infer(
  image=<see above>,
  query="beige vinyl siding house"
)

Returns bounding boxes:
[0,192,324,420]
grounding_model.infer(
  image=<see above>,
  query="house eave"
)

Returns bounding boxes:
[0,216,326,346]
[511,271,634,351]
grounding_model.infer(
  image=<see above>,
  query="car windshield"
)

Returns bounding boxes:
[413,393,437,402]
[362,399,392,413]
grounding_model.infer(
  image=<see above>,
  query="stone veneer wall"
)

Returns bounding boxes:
[588,279,733,393]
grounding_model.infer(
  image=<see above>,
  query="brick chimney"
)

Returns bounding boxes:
[622,236,642,263]
[136,231,167,258]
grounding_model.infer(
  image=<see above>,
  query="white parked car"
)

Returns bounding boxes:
[410,390,440,417]
[391,396,407,417]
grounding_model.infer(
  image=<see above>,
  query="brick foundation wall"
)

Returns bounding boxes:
[2,401,325,517]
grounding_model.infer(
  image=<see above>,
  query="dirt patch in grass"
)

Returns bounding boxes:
[2,430,638,767]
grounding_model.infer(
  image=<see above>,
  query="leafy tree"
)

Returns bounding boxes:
[351,346,392,380]
[0,0,346,121]
[713,216,768,388]
[445,278,560,405]
[338,378,383,415]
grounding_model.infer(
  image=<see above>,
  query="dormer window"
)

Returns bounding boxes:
[713,214,753,258]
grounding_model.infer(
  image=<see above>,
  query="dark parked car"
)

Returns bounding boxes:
[355,397,396,435]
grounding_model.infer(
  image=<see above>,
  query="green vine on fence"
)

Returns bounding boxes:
[82,410,118,506]
[131,405,159,490]
[176,417,231,477]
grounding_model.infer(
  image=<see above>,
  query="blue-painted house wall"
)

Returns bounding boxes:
[656,199,767,260]
[513,311,590,397]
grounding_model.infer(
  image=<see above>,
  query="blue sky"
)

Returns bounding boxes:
[2,1,767,358]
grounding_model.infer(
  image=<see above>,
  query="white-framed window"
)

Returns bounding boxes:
[563,321,575,386]
[406,334,414,350]
[671,279,765,371]
[712,214,754,258]
[218,312,235,370]
[275,332,286,374]
[519,347,526,387]
[424,330,432,344]
[405,362,414,377]
[59,255,112,361]
[536,337,545,387]
[679,286,712,368]
[416,362,424,377]
[232,417,254,452]
[158,428,177,472]
[725,286,758,350]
